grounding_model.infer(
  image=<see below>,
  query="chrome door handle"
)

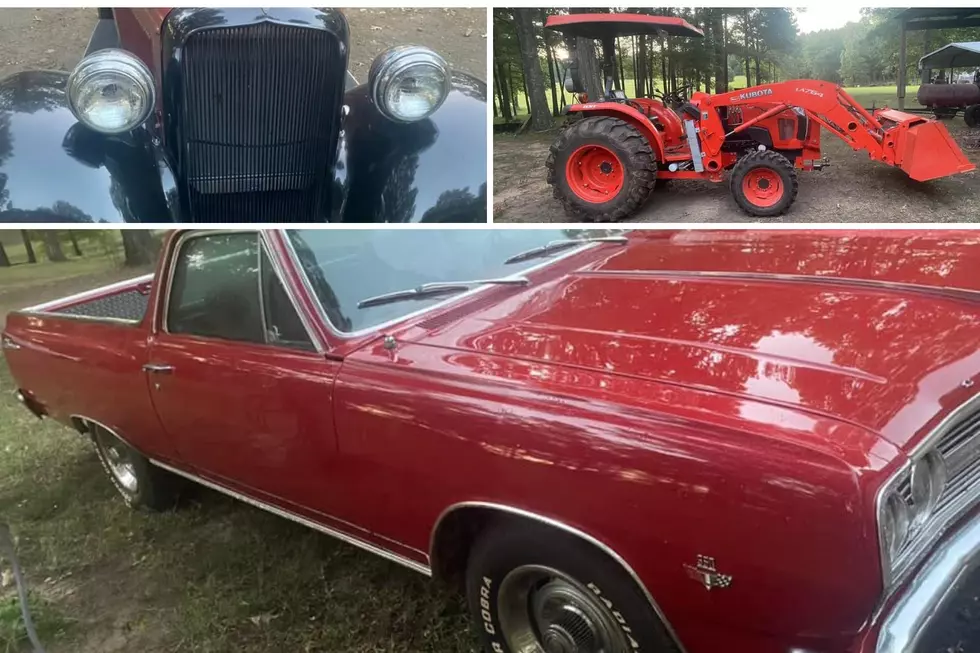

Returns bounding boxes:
[1,336,21,350]
[142,363,174,374]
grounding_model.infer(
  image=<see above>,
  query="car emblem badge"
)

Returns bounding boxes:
[684,555,732,590]
[963,379,975,389]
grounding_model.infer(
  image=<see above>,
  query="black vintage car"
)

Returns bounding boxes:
[0,8,487,223]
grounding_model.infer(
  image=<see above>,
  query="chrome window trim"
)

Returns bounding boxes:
[160,230,324,353]
[281,232,607,340]
[149,459,431,576]
[430,501,688,653]
[17,273,155,327]
[876,391,980,594]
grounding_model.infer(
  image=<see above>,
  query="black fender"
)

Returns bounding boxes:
[0,71,178,223]
[0,68,486,223]
[338,71,487,223]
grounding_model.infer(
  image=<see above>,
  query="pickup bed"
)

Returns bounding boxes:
[4,228,980,653]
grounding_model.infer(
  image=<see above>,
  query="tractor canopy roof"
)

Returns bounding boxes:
[544,13,704,40]
[919,42,980,69]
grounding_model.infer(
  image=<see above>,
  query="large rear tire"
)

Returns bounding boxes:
[965,105,980,128]
[466,522,679,653]
[729,150,799,218]
[546,116,658,222]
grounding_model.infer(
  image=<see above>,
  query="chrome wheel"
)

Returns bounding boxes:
[95,431,139,495]
[498,565,631,653]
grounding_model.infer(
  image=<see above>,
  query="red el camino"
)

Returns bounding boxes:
[3,229,980,653]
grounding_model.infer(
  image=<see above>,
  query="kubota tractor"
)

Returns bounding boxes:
[545,13,976,221]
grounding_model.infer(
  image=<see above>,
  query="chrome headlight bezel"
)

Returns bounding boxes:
[67,48,155,135]
[369,45,451,123]
[877,449,949,588]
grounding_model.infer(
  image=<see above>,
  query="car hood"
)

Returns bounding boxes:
[416,230,980,452]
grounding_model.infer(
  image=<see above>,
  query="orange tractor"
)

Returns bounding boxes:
[545,13,975,220]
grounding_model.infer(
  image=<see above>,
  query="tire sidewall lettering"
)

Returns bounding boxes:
[587,581,641,650]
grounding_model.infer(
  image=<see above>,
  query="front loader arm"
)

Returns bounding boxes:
[695,80,974,182]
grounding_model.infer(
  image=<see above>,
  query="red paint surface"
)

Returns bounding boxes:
[5,229,980,653]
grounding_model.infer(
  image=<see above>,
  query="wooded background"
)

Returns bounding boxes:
[0,230,162,268]
[494,7,980,129]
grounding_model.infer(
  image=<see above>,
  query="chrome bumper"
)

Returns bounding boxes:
[876,509,980,652]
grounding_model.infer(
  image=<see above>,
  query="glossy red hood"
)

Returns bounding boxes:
[417,231,980,451]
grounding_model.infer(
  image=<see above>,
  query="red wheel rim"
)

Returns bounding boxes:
[741,168,784,208]
[565,145,624,203]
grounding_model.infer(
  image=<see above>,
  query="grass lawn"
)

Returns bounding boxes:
[0,261,475,652]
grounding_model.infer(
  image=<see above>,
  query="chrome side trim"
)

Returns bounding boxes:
[23,274,154,313]
[430,501,687,653]
[14,311,141,327]
[149,459,431,577]
[876,508,980,653]
[281,232,610,340]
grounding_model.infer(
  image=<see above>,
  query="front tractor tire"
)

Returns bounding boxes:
[466,522,679,653]
[729,150,799,218]
[547,116,658,222]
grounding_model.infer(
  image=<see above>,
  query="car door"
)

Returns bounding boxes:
[145,231,344,518]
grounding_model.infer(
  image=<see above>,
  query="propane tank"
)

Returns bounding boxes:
[917,83,980,107]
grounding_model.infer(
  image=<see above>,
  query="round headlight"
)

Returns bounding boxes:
[881,492,912,561]
[369,46,451,123]
[67,49,155,134]
[909,450,948,527]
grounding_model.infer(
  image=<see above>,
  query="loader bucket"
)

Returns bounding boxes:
[876,108,975,182]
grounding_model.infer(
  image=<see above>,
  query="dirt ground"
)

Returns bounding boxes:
[493,122,980,223]
[0,7,486,81]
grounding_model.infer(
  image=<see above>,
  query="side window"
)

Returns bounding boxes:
[167,233,265,344]
[260,248,315,351]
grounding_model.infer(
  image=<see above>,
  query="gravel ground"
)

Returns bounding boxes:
[0,7,486,81]
[493,122,980,223]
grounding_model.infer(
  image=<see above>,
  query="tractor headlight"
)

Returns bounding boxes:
[67,49,155,134]
[877,450,948,586]
[369,46,450,123]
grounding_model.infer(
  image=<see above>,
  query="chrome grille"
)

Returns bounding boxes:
[179,22,344,221]
[889,397,980,585]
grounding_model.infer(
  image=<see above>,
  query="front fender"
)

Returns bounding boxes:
[339,71,487,223]
[0,71,178,223]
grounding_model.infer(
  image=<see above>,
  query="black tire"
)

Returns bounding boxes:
[729,150,799,218]
[466,522,679,653]
[933,107,958,120]
[90,424,181,511]
[546,116,658,222]
[965,105,980,128]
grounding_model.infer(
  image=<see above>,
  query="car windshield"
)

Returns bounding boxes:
[286,229,620,333]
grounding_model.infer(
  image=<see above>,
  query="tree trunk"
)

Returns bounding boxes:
[20,230,36,263]
[495,60,512,121]
[0,242,9,267]
[573,37,603,100]
[545,43,559,115]
[509,63,519,115]
[121,231,160,267]
[616,38,626,92]
[68,230,82,256]
[718,12,728,92]
[637,35,648,97]
[42,231,67,262]
[743,10,752,87]
[513,8,552,130]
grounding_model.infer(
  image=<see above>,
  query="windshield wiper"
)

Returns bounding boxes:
[503,236,629,265]
[357,277,531,309]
